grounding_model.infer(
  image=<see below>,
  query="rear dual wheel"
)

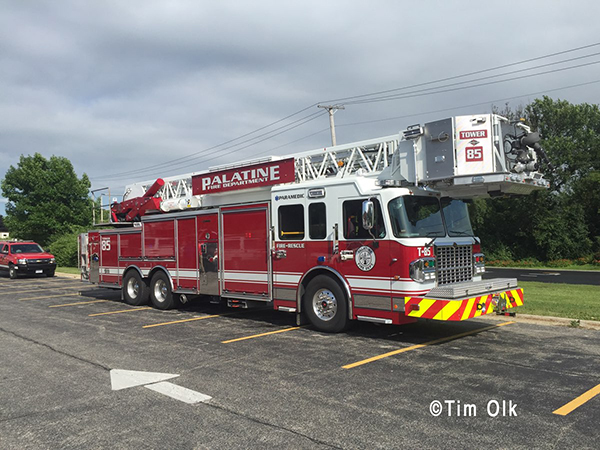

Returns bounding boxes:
[149,271,181,310]
[123,271,149,306]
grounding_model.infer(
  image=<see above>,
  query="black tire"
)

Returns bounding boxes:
[123,270,149,306]
[8,265,17,279]
[149,271,179,310]
[303,275,349,333]
[46,270,55,278]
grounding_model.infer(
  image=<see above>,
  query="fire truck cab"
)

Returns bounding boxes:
[81,113,548,332]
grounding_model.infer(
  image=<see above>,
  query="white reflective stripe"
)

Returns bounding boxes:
[100,267,123,275]
[177,269,198,278]
[347,278,390,291]
[0,264,8,268]
[273,273,301,284]
[223,271,268,282]
[347,274,410,281]
[391,280,431,294]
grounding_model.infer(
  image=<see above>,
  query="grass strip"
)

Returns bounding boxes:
[517,281,600,321]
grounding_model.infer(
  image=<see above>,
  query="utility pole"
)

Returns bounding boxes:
[318,104,345,146]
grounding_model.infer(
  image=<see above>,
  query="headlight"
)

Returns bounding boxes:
[50,258,55,263]
[17,258,27,264]
[409,257,436,283]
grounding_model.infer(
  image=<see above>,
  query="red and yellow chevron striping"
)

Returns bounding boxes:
[404,288,523,321]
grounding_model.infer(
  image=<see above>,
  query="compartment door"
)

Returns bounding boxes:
[221,207,271,300]
[197,214,219,296]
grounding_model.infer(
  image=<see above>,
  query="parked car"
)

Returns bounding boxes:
[0,240,56,279]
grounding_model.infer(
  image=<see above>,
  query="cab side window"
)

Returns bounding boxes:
[0,245,6,254]
[309,203,326,239]
[278,204,305,240]
[343,199,386,239]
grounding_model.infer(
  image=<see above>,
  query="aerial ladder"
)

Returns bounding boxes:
[110,113,550,222]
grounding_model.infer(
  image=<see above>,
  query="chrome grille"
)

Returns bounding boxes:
[26,259,52,266]
[435,244,473,285]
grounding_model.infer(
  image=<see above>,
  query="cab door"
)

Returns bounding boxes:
[336,198,392,313]
[0,244,8,270]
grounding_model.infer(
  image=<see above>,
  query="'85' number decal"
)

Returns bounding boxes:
[417,247,432,257]
[101,239,111,251]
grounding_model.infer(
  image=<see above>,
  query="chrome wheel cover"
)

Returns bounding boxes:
[126,277,139,299]
[312,288,337,321]
[153,278,168,303]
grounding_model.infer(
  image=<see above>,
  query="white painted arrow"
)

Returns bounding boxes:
[109,369,212,404]
[110,369,180,391]
[145,381,212,404]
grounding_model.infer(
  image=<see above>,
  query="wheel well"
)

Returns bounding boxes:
[147,266,173,290]
[122,266,144,283]
[298,268,352,318]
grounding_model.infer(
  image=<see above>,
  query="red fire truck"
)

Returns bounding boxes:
[80,114,549,332]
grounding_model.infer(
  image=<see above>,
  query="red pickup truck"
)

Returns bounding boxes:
[0,241,56,279]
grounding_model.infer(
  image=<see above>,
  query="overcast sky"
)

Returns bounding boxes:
[2,0,600,215]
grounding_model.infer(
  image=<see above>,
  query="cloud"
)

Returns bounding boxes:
[1,0,599,199]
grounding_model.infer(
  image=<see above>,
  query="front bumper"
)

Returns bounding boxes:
[404,288,524,321]
[16,263,56,274]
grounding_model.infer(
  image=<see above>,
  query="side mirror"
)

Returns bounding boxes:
[362,200,375,231]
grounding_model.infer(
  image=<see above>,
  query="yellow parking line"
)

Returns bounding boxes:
[142,314,221,328]
[343,321,514,369]
[222,326,303,344]
[18,292,87,301]
[1,285,84,295]
[89,307,152,317]
[49,299,109,308]
[553,383,600,416]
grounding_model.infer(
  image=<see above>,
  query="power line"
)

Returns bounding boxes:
[322,42,600,104]
[150,110,329,176]
[343,59,600,105]
[336,79,600,128]
[95,109,326,181]
[248,78,600,160]
[92,103,320,181]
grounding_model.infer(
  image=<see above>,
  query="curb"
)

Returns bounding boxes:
[55,272,81,280]
[479,312,600,330]
[487,266,600,273]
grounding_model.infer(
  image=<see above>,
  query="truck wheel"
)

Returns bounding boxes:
[149,271,178,310]
[46,270,55,277]
[8,265,17,279]
[123,271,149,306]
[303,275,349,333]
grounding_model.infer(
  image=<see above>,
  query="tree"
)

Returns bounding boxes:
[1,153,92,246]
[471,97,599,261]
[0,215,7,232]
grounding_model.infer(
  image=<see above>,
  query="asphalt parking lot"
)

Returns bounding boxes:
[1,276,598,449]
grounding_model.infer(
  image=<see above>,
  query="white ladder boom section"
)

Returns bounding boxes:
[123,135,401,209]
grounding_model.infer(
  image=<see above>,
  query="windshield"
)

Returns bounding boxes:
[11,244,44,254]
[441,198,474,237]
[388,196,474,238]
[388,196,445,238]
